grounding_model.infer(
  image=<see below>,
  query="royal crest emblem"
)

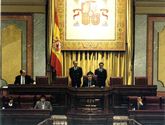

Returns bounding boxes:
[52,38,61,52]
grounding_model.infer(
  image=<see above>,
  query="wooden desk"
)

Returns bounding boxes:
[110,85,157,96]
[7,84,157,96]
[0,109,51,125]
[7,84,68,114]
[110,85,157,115]
[129,110,165,125]
[67,87,111,114]
[3,84,157,115]
[110,85,157,105]
[67,87,113,125]
[7,84,67,95]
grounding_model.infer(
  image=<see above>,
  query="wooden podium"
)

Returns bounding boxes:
[67,87,113,125]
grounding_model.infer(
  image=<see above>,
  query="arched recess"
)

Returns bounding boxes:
[2,24,22,83]
[1,14,33,84]
[147,15,165,87]
[158,26,165,86]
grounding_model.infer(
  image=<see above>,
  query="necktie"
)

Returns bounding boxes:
[88,81,91,87]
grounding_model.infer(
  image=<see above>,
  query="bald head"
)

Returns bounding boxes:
[20,70,26,76]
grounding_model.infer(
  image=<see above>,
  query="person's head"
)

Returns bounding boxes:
[99,62,104,69]
[8,96,14,103]
[40,95,46,102]
[87,71,93,81]
[20,70,26,76]
[137,96,143,103]
[73,61,78,67]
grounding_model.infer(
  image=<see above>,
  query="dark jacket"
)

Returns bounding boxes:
[4,98,17,109]
[82,78,97,87]
[132,102,144,110]
[14,75,34,85]
[69,67,83,87]
[5,102,17,109]
[95,68,107,87]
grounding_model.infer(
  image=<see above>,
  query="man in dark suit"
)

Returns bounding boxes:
[69,61,83,88]
[132,96,144,110]
[82,71,96,87]
[95,62,107,87]
[14,70,34,85]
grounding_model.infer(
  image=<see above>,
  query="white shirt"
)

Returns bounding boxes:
[21,76,25,84]
[74,67,77,70]
[99,68,103,72]
[41,102,45,109]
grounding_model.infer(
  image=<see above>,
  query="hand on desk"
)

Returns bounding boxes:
[90,85,95,88]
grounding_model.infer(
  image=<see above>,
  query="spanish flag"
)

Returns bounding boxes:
[50,0,63,76]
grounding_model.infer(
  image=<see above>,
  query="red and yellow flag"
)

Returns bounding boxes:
[50,0,63,76]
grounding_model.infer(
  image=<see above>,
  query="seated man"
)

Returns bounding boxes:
[34,95,52,111]
[82,71,97,88]
[14,69,34,85]
[132,96,144,110]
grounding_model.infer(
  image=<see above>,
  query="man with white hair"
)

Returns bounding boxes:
[69,61,83,88]
[14,69,34,85]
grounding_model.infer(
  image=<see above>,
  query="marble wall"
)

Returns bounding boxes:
[134,15,165,91]
[33,14,46,79]
[134,15,147,77]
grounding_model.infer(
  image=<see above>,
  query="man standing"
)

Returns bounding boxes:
[14,69,34,85]
[95,62,107,87]
[69,61,83,88]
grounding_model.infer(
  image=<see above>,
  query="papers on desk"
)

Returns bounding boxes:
[2,85,8,88]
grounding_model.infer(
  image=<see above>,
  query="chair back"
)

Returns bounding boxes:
[144,96,161,110]
[110,77,123,86]
[36,76,48,85]
[52,76,68,85]
[135,77,148,86]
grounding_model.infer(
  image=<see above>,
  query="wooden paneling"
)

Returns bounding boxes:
[0,109,51,125]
